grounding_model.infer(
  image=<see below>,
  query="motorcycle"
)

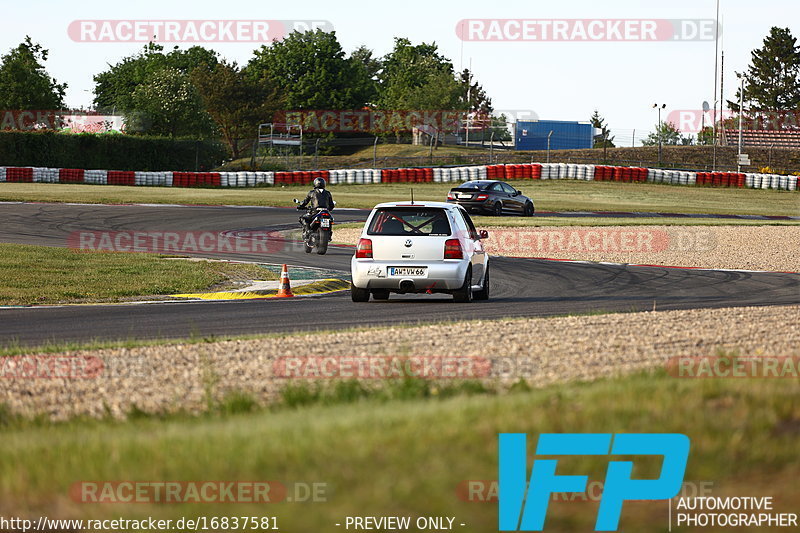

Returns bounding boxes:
[293,199,335,255]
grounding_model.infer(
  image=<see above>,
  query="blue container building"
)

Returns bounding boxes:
[514,120,595,150]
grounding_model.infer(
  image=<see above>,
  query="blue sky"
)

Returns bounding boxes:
[2,0,796,144]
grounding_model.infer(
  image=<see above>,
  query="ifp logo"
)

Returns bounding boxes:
[498,433,690,531]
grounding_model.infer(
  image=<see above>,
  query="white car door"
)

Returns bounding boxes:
[453,207,486,285]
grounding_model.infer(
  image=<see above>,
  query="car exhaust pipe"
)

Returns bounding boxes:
[399,280,416,293]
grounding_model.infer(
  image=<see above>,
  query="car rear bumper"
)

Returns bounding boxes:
[446,199,492,213]
[351,258,468,291]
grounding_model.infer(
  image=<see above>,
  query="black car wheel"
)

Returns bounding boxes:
[524,202,534,217]
[493,202,503,216]
[473,264,489,300]
[452,268,473,303]
[351,283,370,302]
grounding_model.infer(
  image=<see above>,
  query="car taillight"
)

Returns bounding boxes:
[475,194,488,201]
[447,192,456,200]
[444,238,463,259]
[356,238,373,258]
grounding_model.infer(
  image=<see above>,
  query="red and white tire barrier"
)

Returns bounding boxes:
[0,162,797,191]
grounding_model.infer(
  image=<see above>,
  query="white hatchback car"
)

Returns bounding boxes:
[350,201,489,302]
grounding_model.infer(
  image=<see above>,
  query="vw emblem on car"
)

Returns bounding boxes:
[404,239,413,248]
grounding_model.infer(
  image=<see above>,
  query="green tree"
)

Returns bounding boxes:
[128,67,215,138]
[246,30,371,110]
[0,36,66,109]
[590,110,615,148]
[697,126,714,145]
[350,45,382,80]
[728,27,800,115]
[191,60,283,158]
[377,38,464,140]
[93,43,218,113]
[642,121,693,146]
[460,69,492,114]
[460,68,494,138]
[486,113,511,141]
[397,70,463,110]
[377,38,462,112]
[349,45,381,104]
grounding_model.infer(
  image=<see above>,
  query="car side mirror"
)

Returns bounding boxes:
[479,230,489,239]
[514,190,521,196]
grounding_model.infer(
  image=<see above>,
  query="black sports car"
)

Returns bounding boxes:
[446,180,535,216]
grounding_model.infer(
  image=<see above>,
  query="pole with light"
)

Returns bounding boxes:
[653,104,666,167]
[707,99,720,169]
[736,72,746,172]
[712,0,720,169]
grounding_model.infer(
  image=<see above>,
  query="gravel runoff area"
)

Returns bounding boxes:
[1,305,798,420]
[335,225,800,272]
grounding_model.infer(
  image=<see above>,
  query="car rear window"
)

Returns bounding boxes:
[459,181,484,189]
[367,208,451,236]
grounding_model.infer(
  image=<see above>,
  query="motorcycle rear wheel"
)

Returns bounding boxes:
[316,230,329,255]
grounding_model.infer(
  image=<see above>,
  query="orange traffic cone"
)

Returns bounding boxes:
[276,264,294,297]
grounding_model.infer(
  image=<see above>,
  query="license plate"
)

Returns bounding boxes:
[388,267,427,277]
[320,219,331,228]
[457,193,473,199]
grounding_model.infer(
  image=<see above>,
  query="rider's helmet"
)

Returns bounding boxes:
[313,177,326,190]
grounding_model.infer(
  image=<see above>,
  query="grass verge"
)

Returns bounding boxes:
[0,370,797,530]
[1,181,798,215]
[0,243,275,306]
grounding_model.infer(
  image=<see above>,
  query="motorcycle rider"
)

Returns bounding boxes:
[297,177,335,236]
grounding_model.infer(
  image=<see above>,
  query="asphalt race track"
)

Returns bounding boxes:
[1,202,798,347]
